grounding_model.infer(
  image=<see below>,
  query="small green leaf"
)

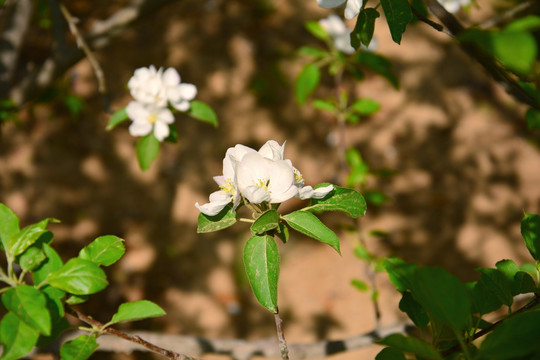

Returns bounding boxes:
[2,286,51,335]
[295,63,321,105]
[305,21,330,41]
[521,212,540,261]
[312,99,337,113]
[376,347,406,360]
[197,205,237,233]
[110,300,166,325]
[251,209,279,235]
[353,244,371,260]
[65,294,89,305]
[304,185,367,218]
[526,108,540,130]
[33,243,63,285]
[496,259,537,295]
[243,234,280,313]
[383,257,417,292]
[60,334,98,360]
[187,100,218,127]
[356,52,399,88]
[164,124,179,143]
[275,223,289,244]
[79,235,125,266]
[0,203,19,250]
[399,291,429,330]
[351,8,380,50]
[136,134,160,171]
[380,0,413,44]
[0,312,40,360]
[47,258,108,295]
[351,98,380,115]
[17,246,47,271]
[106,107,129,130]
[298,46,328,58]
[282,210,340,255]
[9,218,58,257]
[351,278,369,292]
[378,334,443,360]
[505,15,540,32]
[476,268,513,307]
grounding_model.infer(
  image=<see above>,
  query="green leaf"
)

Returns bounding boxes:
[164,124,179,143]
[187,100,218,127]
[496,259,537,295]
[0,312,40,360]
[410,267,471,331]
[480,309,540,359]
[136,134,160,171]
[1,286,51,335]
[305,21,330,41]
[282,210,340,254]
[36,285,69,347]
[351,278,369,292]
[295,63,321,105]
[351,8,380,50]
[304,185,366,218]
[378,334,443,360]
[521,212,540,261]
[351,98,380,115]
[380,0,413,44]
[356,52,399,88]
[243,234,280,313]
[353,243,371,260]
[476,268,513,307]
[47,258,108,295]
[469,280,504,315]
[251,209,279,235]
[9,218,57,257]
[60,334,98,360]
[65,294,89,305]
[383,257,417,292]
[275,223,289,244]
[0,203,19,250]
[364,191,390,206]
[110,300,166,324]
[197,205,237,233]
[312,99,337,113]
[376,347,406,360]
[298,46,328,58]
[17,246,47,272]
[505,15,540,32]
[78,235,125,266]
[33,243,63,285]
[105,107,128,130]
[526,108,540,130]
[399,291,429,330]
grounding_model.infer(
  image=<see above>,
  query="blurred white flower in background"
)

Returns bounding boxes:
[125,101,174,141]
[440,0,470,13]
[317,0,363,19]
[319,14,356,54]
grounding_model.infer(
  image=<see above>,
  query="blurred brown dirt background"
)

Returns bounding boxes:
[1,0,540,359]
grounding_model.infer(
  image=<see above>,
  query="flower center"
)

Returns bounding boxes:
[294,169,304,184]
[219,178,236,195]
[255,178,270,190]
[147,113,158,124]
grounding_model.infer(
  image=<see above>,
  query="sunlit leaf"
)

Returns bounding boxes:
[197,205,237,233]
[187,100,218,127]
[110,300,166,324]
[60,334,98,360]
[47,258,108,295]
[283,210,340,254]
[136,134,160,171]
[0,312,40,360]
[79,235,125,266]
[295,63,320,105]
[251,209,279,235]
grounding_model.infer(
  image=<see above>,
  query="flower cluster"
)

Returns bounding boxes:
[317,0,363,20]
[126,65,197,141]
[195,140,334,216]
[318,13,377,54]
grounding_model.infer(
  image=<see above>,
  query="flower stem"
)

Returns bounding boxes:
[274,309,290,360]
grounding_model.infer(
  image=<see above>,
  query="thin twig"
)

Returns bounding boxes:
[411,6,445,33]
[274,309,290,360]
[67,307,199,360]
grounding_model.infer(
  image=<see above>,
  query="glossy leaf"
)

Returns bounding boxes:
[521,212,540,261]
[380,0,413,44]
[0,203,19,250]
[33,243,63,285]
[282,211,340,255]
[60,334,98,360]
[110,300,166,324]
[136,134,160,171]
[0,312,40,360]
[1,285,51,335]
[105,107,128,130]
[304,184,366,218]
[295,63,320,105]
[197,205,237,233]
[356,52,399,88]
[79,235,125,266]
[47,258,108,295]
[275,223,289,244]
[243,234,280,313]
[17,246,47,271]
[378,334,443,360]
[187,100,218,127]
[251,209,279,235]
[9,218,57,257]
[65,294,89,305]
[351,8,380,50]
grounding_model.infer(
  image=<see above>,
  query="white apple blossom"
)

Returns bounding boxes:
[297,184,334,200]
[161,68,198,111]
[319,14,355,55]
[317,0,363,20]
[439,0,470,13]
[125,101,174,141]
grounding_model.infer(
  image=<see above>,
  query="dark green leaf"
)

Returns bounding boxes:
[295,63,320,105]
[351,98,380,115]
[78,235,125,266]
[106,107,128,130]
[60,334,98,360]
[410,267,471,331]
[47,258,108,295]
[351,8,380,50]
[0,312,40,360]
[136,134,160,171]
[243,234,280,313]
[477,268,513,307]
[187,100,218,127]
[526,108,540,130]
[399,291,429,330]
[33,243,63,285]
[197,205,237,233]
[356,52,399,88]
[164,124,179,143]
[251,209,279,235]
[37,286,69,347]
[9,218,58,257]
[305,21,330,41]
[110,300,166,324]
[0,203,19,250]
[376,347,406,360]
[378,334,443,360]
[383,257,417,292]
[2,286,51,335]
[521,212,540,261]
[282,211,340,255]
[275,223,289,244]
[304,185,366,218]
[380,0,413,44]
[298,46,328,58]
[496,259,537,295]
[469,280,504,315]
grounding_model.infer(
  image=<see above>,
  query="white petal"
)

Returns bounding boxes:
[317,0,347,9]
[126,101,147,119]
[258,140,285,160]
[297,186,314,200]
[172,100,190,112]
[178,83,197,100]
[129,121,152,137]
[163,68,180,86]
[153,121,170,142]
[242,185,271,204]
[195,190,232,216]
[312,184,334,198]
[344,0,362,19]
[157,108,175,124]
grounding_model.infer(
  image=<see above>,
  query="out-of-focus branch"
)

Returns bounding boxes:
[5,0,179,107]
[481,0,537,29]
